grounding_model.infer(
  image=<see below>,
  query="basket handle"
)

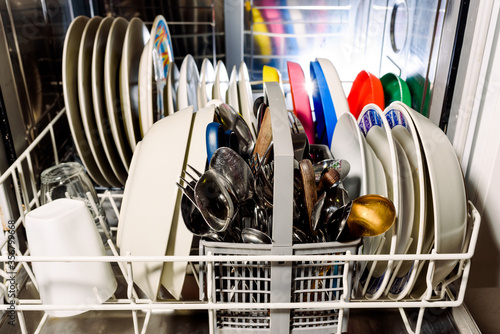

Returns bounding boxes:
[264,82,294,248]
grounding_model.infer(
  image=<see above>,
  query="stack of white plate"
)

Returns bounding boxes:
[330,100,467,301]
[62,15,255,187]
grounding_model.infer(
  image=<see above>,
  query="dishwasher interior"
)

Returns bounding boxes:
[0,1,482,333]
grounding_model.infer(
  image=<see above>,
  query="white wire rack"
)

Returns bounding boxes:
[0,107,481,334]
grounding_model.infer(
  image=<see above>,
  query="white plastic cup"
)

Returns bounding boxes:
[25,198,117,317]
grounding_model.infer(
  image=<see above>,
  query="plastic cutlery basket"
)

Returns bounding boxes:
[198,83,361,333]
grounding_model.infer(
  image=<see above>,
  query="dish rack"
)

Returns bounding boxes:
[0,104,481,334]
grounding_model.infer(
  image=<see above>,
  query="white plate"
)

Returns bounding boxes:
[197,58,215,109]
[77,16,121,188]
[227,65,239,112]
[138,15,174,136]
[238,61,258,139]
[161,104,216,300]
[402,103,467,299]
[384,102,428,299]
[317,58,350,118]
[63,16,110,187]
[91,17,128,185]
[358,135,388,273]
[213,60,228,102]
[138,38,153,136]
[177,54,199,111]
[118,106,193,300]
[104,17,132,171]
[120,17,149,151]
[165,62,180,116]
[358,105,401,300]
[331,112,367,200]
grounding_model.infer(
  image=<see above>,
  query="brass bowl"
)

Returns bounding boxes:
[346,194,396,237]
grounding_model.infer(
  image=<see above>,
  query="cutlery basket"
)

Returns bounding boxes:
[198,83,360,333]
[199,239,360,333]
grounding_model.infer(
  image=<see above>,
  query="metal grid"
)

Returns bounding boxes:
[0,107,483,334]
[200,238,359,333]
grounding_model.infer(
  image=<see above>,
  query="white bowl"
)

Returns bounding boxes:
[26,199,117,317]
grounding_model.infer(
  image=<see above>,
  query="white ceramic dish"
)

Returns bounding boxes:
[227,65,239,112]
[197,58,215,109]
[330,112,367,200]
[317,58,350,119]
[384,102,428,300]
[359,136,388,267]
[104,17,132,171]
[26,199,117,317]
[360,105,416,300]
[358,105,401,300]
[77,16,121,188]
[120,17,149,151]
[138,15,174,136]
[138,38,153,136]
[118,106,193,300]
[213,60,229,102]
[161,104,216,300]
[165,62,180,116]
[177,54,199,111]
[402,103,467,299]
[116,140,142,248]
[63,16,110,187]
[238,61,258,139]
[91,17,128,185]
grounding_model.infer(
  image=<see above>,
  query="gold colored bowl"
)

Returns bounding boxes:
[346,194,396,237]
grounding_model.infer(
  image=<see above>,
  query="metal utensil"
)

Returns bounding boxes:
[215,103,255,160]
[313,159,350,183]
[311,187,350,232]
[241,227,272,244]
[346,194,396,238]
[209,147,254,203]
[194,169,238,232]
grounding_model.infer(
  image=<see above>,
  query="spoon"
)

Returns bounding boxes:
[241,227,272,244]
[346,194,396,237]
[194,169,238,232]
[209,147,255,203]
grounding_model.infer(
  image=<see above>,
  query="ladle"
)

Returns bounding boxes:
[339,194,396,241]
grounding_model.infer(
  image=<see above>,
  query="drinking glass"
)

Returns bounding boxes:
[40,162,111,238]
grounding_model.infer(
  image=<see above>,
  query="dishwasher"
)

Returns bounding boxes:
[0,1,495,333]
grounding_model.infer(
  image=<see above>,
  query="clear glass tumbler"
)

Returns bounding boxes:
[40,162,111,239]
